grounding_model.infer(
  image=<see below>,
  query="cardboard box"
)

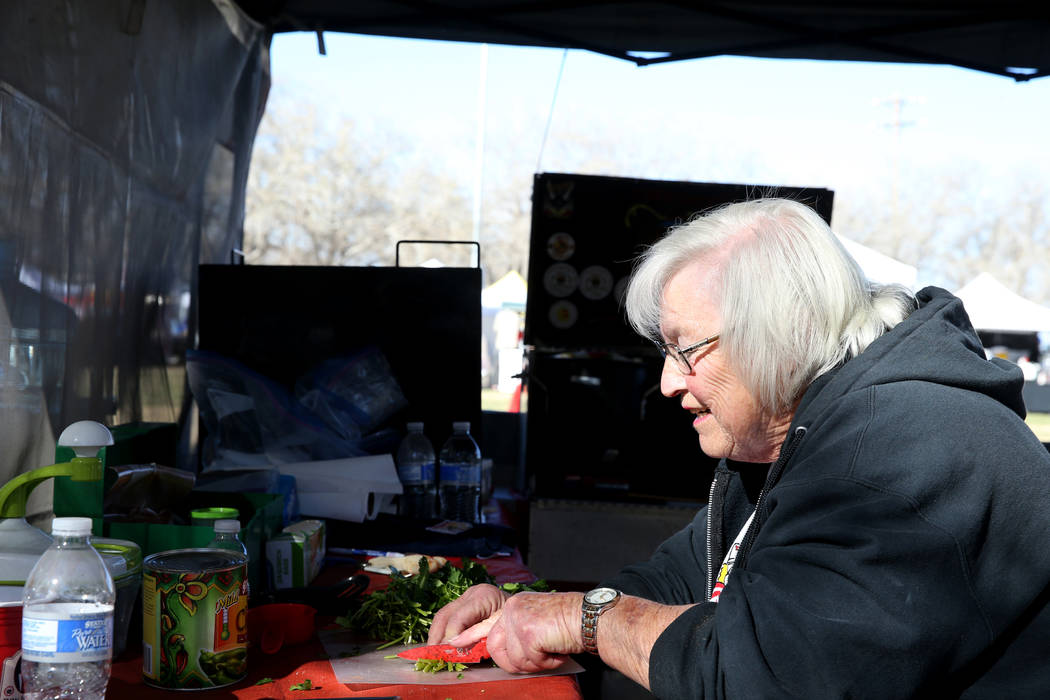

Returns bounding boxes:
[266,519,326,589]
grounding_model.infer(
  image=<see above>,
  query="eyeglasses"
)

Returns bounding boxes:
[654,333,720,374]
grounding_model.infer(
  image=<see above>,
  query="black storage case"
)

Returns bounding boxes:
[524,174,833,502]
[197,264,482,453]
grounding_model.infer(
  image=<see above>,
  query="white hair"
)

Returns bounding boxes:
[625,198,917,415]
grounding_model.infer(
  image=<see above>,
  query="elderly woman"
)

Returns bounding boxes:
[429,198,1050,698]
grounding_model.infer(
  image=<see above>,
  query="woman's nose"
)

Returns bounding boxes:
[660,357,686,397]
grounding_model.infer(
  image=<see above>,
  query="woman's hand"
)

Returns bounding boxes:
[483,591,585,673]
[427,583,508,645]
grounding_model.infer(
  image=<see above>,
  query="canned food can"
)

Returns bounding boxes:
[142,549,249,689]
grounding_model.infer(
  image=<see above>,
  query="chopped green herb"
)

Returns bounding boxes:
[254,677,274,685]
[347,558,549,646]
[413,659,468,674]
[384,654,400,659]
[457,672,464,679]
[499,579,550,594]
[289,679,314,691]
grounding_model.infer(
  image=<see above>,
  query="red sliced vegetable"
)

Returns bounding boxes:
[397,638,489,663]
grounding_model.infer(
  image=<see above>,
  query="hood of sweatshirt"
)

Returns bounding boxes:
[792,286,1026,433]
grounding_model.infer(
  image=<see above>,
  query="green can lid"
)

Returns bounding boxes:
[191,507,239,522]
[91,537,142,582]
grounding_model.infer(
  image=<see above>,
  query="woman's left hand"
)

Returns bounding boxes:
[484,591,585,673]
[429,583,508,645]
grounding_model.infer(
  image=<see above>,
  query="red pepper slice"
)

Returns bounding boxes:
[397,638,489,663]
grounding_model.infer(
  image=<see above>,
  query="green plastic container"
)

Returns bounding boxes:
[92,537,143,657]
[190,507,240,527]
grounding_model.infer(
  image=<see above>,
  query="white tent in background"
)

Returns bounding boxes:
[836,235,919,289]
[954,273,1050,333]
[482,270,527,310]
[482,270,527,393]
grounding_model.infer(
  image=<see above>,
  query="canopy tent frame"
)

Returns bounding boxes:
[238,1,1050,81]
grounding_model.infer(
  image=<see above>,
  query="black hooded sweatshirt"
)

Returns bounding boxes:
[604,287,1050,699]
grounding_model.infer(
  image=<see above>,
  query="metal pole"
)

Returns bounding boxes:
[471,43,488,262]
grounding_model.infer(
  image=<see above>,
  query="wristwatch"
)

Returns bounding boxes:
[581,587,621,654]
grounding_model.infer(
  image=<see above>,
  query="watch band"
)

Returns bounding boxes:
[581,587,621,654]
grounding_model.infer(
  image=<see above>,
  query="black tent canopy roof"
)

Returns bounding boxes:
[234,1,1050,81]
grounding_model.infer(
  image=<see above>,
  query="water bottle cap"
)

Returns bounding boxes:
[214,519,241,534]
[452,421,471,432]
[406,422,424,432]
[51,516,93,536]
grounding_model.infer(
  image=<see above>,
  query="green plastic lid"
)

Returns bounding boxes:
[91,537,142,583]
[191,507,239,524]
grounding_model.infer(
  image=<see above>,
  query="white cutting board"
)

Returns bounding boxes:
[319,630,584,685]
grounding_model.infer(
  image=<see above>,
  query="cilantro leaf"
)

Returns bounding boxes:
[348,559,552,647]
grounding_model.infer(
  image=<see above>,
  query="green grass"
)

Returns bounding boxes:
[1026,412,1050,443]
[481,388,526,413]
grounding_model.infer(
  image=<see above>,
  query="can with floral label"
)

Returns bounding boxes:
[142,549,248,689]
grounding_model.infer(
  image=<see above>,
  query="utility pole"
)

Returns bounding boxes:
[873,93,923,230]
[471,44,489,268]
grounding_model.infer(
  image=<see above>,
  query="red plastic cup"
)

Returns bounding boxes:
[247,603,316,655]
[0,605,21,662]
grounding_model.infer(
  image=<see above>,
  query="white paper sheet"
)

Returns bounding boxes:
[278,455,403,522]
[297,491,375,522]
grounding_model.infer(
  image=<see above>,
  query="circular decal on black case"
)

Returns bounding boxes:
[546,232,576,261]
[543,263,579,298]
[579,266,614,300]
[548,300,579,329]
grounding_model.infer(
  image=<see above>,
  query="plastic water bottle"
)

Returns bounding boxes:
[208,519,249,559]
[396,422,437,519]
[438,421,482,523]
[21,517,115,700]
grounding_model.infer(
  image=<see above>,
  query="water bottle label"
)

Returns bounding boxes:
[439,461,480,486]
[399,461,435,484]
[421,462,435,482]
[22,611,113,662]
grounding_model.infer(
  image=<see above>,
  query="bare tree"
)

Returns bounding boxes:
[246,102,483,267]
[245,101,531,282]
[833,161,1050,308]
[247,98,1050,313]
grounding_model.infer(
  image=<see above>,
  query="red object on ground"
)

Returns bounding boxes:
[397,638,489,663]
[247,603,317,654]
[0,605,21,661]
[509,382,522,412]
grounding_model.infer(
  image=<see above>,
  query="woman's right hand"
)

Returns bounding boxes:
[427,583,509,645]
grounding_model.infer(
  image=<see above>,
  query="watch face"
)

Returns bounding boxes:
[586,588,618,605]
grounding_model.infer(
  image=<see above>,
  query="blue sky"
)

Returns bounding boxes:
[265,31,1050,293]
[259,32,1050,347]
[270,31,1050,187]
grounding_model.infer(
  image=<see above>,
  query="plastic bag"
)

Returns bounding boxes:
[294,346,408,437]
[187,349,364,470]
